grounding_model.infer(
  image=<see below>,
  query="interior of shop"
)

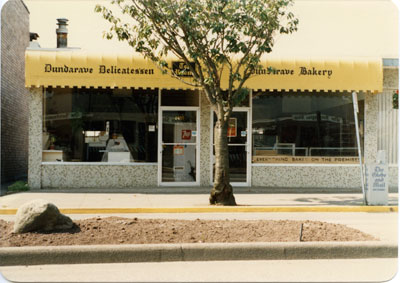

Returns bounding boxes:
[42,87,364,166]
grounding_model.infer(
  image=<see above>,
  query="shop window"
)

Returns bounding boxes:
[252,91,364,164]
[43,87,158,163]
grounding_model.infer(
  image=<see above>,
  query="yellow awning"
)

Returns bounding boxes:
[25,50,383,93]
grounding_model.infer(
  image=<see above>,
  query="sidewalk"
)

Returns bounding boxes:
[0,187,398,213]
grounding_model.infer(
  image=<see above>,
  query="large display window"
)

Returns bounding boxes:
[252,91,364,164]
[43,87,158,163]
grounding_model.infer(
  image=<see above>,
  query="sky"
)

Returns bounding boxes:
[22,0,399,58]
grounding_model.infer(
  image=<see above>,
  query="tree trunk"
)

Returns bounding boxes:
[209,116,236,205]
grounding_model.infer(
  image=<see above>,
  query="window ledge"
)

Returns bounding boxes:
[41,162,157,166]
[252,163,360,167]
[252,163,399,167]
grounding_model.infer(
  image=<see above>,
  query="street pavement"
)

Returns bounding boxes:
[1,258,398,282]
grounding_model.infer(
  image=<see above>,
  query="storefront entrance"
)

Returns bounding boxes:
[158,107,200,186]
[211,109,251,186]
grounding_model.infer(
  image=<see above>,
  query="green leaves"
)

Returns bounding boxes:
[95,0,298,108]
[393,90,398,109]
[232,88,250,106]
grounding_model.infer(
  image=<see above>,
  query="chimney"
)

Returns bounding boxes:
[56,18,68,48]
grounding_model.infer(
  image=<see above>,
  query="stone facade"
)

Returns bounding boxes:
[27,68,398,190]
[383,68,398,90]
[1,0,30,186]
[41,164,158,188]
[200,93,211,186]
[27,87,42,189]
[252,165,361,188]
[364,92,379,163]
[252,164,398,190]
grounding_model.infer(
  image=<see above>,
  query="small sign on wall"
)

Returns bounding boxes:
[227,118,237,137]
[252,156,359,164]
[365,164,388,205]
[181,130,192,140]
[173,145,184,155]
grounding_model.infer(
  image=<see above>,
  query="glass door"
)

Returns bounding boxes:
[211,109,251,186]
[159,107,199,185]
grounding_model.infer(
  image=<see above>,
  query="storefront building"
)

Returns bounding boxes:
[23,0,398,191]
[25,48,398,189]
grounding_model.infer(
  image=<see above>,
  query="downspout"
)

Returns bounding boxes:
[0,0,10,195]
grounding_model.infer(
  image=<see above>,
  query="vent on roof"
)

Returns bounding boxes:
[56,18,68,48]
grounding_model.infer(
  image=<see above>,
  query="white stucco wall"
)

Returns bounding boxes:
[24,0,398,58]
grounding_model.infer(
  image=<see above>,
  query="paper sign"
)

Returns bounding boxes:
[181,130,191,140]
[241,131,247,137]
[148,125,155,132]
[173,145,184,155]
[227,118,237,137]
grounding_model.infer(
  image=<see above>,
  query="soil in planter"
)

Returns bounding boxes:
[0,217,377,247]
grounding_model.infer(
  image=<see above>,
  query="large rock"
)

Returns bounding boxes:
[13,199,74,233]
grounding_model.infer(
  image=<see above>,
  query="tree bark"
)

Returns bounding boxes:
[209,116,236,205]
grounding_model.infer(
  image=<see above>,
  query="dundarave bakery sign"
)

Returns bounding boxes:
[44,64,155,75]
[252,66,333,79]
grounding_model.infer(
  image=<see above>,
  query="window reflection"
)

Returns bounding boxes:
[44,87,158,162]
[252,91,364,163]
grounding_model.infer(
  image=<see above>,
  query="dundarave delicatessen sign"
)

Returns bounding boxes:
[44,64,155,75]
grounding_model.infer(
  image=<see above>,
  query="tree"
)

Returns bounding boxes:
[96,0,298,205]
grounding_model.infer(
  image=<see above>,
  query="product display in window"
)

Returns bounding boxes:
[252,91,364,164]
[44,87,158,163]
[101,134,132,162]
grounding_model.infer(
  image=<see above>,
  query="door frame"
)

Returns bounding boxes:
[158,106,201,186]
[209,107,252,187]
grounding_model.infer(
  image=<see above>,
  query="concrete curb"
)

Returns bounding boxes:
[0,242,397,266]
[0,206,397,215]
